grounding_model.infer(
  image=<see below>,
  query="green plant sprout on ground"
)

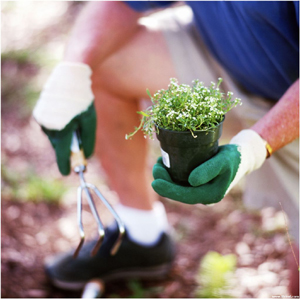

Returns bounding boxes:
[126,78,241,139]
[195,251,237,298]
[1,164,66,204]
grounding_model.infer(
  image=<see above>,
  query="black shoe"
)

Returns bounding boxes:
[44,223,176,290]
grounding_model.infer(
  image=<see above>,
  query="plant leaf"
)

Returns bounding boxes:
[137,111,150,117]
[146,89,152,98]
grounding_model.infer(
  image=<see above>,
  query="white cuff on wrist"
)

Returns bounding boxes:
[33,62,94,130]
[226,129,267,193]
[230,129,267,172]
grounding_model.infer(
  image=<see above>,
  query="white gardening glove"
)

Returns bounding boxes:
[33,62,96,175]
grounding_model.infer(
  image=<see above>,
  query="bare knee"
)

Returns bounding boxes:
[91,25,176,101]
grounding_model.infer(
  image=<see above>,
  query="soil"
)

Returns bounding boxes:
[1,100,294,298]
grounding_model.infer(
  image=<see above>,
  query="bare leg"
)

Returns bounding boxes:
[91,25,177,210]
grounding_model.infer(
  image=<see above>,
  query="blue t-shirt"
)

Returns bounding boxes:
[124,1,299,102]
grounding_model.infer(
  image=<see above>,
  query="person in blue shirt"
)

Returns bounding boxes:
[33,1,299,296]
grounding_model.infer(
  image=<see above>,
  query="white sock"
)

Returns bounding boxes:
[114,201,169,246]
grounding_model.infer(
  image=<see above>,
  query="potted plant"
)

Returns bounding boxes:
[126,78,241,186]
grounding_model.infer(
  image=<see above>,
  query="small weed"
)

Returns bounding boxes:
[127,279,163,298]
[1,50,37,65]
[195,251,237,298]
[1,164,66,204]
[127,280,146,298]
[1,50,40,119]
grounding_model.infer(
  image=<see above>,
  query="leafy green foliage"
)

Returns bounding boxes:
[1,164,66,204]
[195,251,237,298]
[126,78,241,139]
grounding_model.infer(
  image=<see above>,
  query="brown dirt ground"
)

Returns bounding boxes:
[1,98,294,298]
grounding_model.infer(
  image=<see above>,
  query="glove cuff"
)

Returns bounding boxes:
[33,62,94,130]
[225,129,267,194]
[230,129,267,173]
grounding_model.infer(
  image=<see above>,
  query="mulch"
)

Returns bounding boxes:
[1,100,292,298]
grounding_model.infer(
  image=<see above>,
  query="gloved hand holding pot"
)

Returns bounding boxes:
[126,78,271,205]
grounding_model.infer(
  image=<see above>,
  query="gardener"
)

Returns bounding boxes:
[33,1,299,295]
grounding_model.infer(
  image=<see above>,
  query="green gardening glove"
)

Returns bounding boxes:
[152,130,268,205]
[33,62,96,175]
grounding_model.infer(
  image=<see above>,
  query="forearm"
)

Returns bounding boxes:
[63,1,143,69]
[251,79,299,153]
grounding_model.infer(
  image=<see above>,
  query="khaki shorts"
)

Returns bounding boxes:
[141,5,299,242]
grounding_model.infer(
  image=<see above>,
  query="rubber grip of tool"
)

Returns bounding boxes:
[71,149,87,169]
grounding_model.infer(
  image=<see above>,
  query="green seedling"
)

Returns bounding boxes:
[195,251,237,298]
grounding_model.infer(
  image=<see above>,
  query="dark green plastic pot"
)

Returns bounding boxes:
[155,119,224,186]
